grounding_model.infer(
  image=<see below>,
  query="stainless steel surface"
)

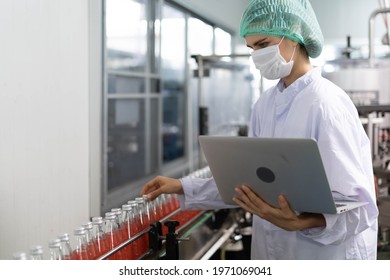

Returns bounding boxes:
[369,8,390,60]
[199,223,237,260]
[323,58,390,105]
[178,212,237,260]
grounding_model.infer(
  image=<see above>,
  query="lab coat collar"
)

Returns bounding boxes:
[276,67,322,94]
[274,67,322,115]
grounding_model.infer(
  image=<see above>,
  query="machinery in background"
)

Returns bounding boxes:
[323,7,390,248]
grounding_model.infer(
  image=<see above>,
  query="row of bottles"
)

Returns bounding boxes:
[12,193,204,260]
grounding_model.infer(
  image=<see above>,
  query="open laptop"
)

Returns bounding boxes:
[198,136,368,214]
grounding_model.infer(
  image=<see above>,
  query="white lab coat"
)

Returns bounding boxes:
[179,67,378,259]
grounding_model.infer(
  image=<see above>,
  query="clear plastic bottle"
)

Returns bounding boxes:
[30,245,44,260]
[48,239,63,260]
[82,222,98,260]
[72,227,89,260]
[58,233,72,260]
[91,216,108,258]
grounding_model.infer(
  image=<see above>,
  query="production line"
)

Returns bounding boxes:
[3,0,390,262]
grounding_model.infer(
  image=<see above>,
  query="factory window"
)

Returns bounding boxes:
[188,17,214,56]
[103,0,161,211]
[215,27,232,55]
[103,0,235,211]
[161,4,186,163]
[106,0,147,72]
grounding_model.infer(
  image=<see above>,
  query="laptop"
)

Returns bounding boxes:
[198,136,368,214]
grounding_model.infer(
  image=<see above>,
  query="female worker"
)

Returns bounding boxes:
[141,0,378,259]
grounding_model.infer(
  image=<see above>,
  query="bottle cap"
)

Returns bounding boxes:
[105,212,115,218]
[82,222,93,230]
[74,227,87,236]
[30,245,43,255]
[128,200,137,206]
[105,214,116,220]
[122,204,131,211]
[111,208,121,213]
[58,233,70,242]
[48,239,61,248]
[92,216,103,225]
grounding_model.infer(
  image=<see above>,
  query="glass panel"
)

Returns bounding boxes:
[215,28,232,55]
[108,74,145,94]
[161,4,186,162]
[150,78,161,93]
[203,66,254,136]
[107,99,146,191]
[188,17,213,56]
[106,0,147,72]
[150,98,159,173]
[151,3,161,74]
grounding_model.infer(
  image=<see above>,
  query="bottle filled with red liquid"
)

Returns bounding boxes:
[111,208,125,246]
[128,200,142,259]
[82,222,99,260]
[91,216,109,258]
[135,197,150,255]
[48,239,63,260]
[29,245,44,260]
[143,195,157,224]
[159,194,170,218]
[58,233,72,260]
[121,204,136,259]
[172,194,181,210]
[103,213,124,260]
[153,196,164,221]
[71,227,90,260]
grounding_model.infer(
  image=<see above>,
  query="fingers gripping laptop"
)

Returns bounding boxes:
[198,136,367,214]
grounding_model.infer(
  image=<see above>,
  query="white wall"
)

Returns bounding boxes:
[0,0,92,259]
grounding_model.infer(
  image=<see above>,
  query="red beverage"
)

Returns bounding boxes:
[72,228,90,260]
[94,236,109,256]
[71,250,89,260]
[82,222,99,260]
[87,241,99,260]
[92,217,109,258]
[104,215,124,260]
[131,216,142,259]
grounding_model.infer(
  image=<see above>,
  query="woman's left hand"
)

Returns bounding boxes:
[233,185,325,231]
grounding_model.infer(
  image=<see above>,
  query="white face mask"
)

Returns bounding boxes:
[251,37,296,80]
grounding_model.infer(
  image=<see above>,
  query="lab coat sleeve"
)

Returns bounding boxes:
[178,176,236,210]
[299,102,378,245]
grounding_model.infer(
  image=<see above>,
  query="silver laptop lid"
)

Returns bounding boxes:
[199,136,339,214]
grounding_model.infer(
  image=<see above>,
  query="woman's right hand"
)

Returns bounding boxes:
[140,176,183,200]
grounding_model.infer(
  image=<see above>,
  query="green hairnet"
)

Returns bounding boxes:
[239,0,324,58]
